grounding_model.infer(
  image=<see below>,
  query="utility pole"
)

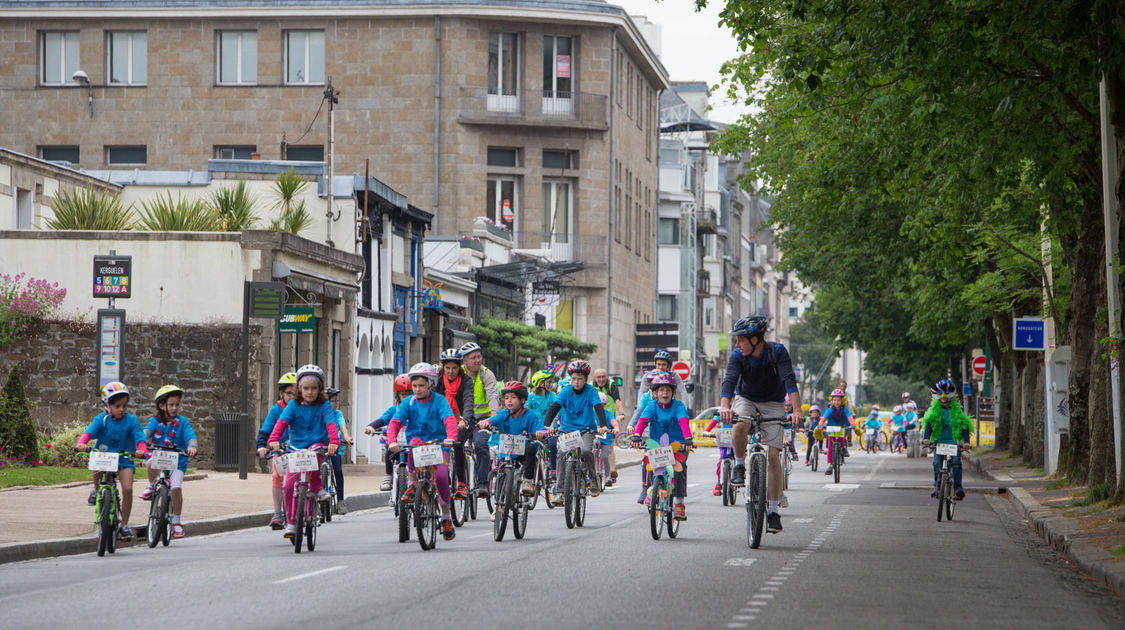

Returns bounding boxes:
[324,79,340,247]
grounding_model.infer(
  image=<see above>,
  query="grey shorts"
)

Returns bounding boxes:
[732,397,787,449]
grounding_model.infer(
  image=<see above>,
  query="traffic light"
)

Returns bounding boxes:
[613,375,623,387]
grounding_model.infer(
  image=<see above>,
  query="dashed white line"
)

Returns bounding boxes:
[273,565,347,584]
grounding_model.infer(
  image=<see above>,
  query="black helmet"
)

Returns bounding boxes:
[731,316,768,339]
[325,387,341,398]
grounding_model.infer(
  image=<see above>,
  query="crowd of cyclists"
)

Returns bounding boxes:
[76,313,973,546]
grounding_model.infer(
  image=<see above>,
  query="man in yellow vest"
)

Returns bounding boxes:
[460,341,500,497]
[592,368,624,486]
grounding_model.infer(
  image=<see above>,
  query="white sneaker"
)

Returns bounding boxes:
[316,490,332,503]
[283,524,296,539]
[779,494,789,509]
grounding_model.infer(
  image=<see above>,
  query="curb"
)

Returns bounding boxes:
[0,473,209,493]
[964,454,1125,598]
[0,490,390,566]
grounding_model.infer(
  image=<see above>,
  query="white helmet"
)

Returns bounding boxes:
[296,364,325,386]
[893,405,904,413]
[408,362,439,386]
[458,341,481,357]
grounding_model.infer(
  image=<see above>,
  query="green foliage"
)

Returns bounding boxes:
[0,365,38,464]
[269,200,313,235]
[0,273,67,347]
[137,192,218,231]
[467,318,596,380]
[38,422,88,468]
[861,373,929,409]
[210,180,259,231]
[0,465,93,488]
[269,169,313,235]
[46,188,135,230]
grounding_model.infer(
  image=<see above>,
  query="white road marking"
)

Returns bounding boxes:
[273,565,347,584]
[724,558,758,566]
[863,457,887,481]
[791,517,814,523]
[823,483,860,490]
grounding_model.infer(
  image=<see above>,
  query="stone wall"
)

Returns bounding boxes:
[0,320,263,466]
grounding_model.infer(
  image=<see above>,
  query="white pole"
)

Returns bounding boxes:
[1100,77,1123,481]
[325,79,336,247]
[1042,222,1056,475]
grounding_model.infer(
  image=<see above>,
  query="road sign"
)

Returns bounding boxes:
[972,355,987,376]
[962,382,972,397]
[93,254,131,298]
[671,361,691,381]
[1013,317,1046,351]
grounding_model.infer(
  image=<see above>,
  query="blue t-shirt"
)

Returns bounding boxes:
[394,394,454,443]
[823,405,853,427]
[258,401,290,448]
[526,391,557,419]
[85,412,146,454]
[864,416,882,430]
[144,415,197,471]
[487,407,544,436]
[904,410,918,428]
[278,400,335,448]
[937,408,955,444]
[553,384,604,432]
[640,399,689,443]
[892,414,907,431]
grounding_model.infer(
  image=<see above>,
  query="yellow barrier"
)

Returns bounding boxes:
[689,419,716,447]
[976,420,996,448]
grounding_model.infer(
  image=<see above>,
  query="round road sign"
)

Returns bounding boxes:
[972,355,987,376]
[671,361,691,382]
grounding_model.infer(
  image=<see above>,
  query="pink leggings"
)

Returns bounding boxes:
[407,451,451,505]
[826,436,847,466]
[283,454,325,521]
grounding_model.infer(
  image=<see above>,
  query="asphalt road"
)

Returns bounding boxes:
[2,449,1123,629]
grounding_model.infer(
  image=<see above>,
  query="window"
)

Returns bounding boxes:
[15,188,33,229]
[659,218,679,244]
[108,31,146,84]
[543,149,576,170]
[106,146,147,165]
[285,30,325,84]
[657,295,677,322]
[488,32,519,111]
[542,179,573,259]
[636,77,643,128]
[626,63,633,118]
[487,176,518,233]
[286,145,323,161]
[487,147,520,167]
[214,145,255,160]
[789,306,799,318]
[39,146,79,164]
[616,54,623,106]
[217,31,257,84]
[40,31,79,85]
[704,299,715,328]
[543,35,573,98]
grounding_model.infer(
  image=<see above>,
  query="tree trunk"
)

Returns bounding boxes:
[1011,352,1027,457]
[1022,358,1045,468]
[1089,309,1116,491]
[990,316,1012,451]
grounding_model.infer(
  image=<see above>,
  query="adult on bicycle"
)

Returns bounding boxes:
[718,316,801,534]
[435,348,473,498]
[592,368,624,487]
[921,379,973,500]
[459,341,500,498]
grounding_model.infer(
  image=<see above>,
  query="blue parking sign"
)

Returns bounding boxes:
[1013,317,1046,351]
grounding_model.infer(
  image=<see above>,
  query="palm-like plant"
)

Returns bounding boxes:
[46,188,135,230]
[210,179,259,231]
[269,168,313,236]
[137,192,218,231]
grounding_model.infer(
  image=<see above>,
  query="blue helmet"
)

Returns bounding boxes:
[933,379,956,396]
[653,349,672,362]
[731,316,768,339]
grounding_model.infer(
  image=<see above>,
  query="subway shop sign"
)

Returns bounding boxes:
[93,254,132,298]
[279,307,315,333]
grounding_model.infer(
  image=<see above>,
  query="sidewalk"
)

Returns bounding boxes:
[0,448,644,563]
[965,450,1125,597]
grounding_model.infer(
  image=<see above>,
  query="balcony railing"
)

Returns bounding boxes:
[456,88,608,130]
[515,231,607,265]
[697,208,718,234]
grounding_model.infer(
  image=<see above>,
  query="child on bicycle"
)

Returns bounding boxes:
[267,364,340,540]
[139,385,198,538]
[803,404,822,465]
[386,363,458,541]
[818,389,852,476]
[479,381,548,497]
[863,408,883,452]
[76,382,149,541]
[631,373,692,520]
[626,369,664,504]
[890,405,908,452]
[365,374,411,491]
[326,387,354,514]
[257,372,296,529]
[704,411,732,496]
[543,360,610,504]
[922,379,973,500]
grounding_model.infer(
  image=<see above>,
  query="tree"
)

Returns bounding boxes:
[0,365,38,464]
[467,318,596,380]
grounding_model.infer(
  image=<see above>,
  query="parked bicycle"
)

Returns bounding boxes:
[144,444,191,548]
[271,444,328,554]
[78,447,140,557]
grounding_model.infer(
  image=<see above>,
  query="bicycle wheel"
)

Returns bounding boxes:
[721,459,732,507]
[307,498,318,551]
[666,493,679,539]
[415,483,437,551]
[294,486,306,553]
[493,468,510,541]
[784,452,792,490]
[96,485,113,557]
[394,464,408,518]
[937,469,948,522]
[450,458,466,527]
[544,469,556,509]
[486,470,497,516]
[466,454,479,521]
[514,491,528,539]
[945,470,955,521]
[320,463,333,523]
[527,455,542,511]
[575,470,587,528]
[398,483,411,542]
[147,485,167,548]
[161,499,172,547]
[649,475,665,540]
[563,459,576,529]
[747,453,767,549]
[811,444,819,472]
[833,443,842,484]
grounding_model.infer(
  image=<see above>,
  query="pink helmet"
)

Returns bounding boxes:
[650,372,676,389]
[830,389,845,398]
[809,405,821,413]
[407,362,439,386]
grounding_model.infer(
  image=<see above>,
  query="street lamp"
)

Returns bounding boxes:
[71,70,93,117]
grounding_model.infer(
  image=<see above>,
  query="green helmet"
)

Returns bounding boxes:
[530,369,554,388]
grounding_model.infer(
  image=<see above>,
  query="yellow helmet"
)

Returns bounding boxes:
[278,372,298,386]
[154,385,184,404]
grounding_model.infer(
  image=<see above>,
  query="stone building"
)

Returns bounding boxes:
[0,0,668,402]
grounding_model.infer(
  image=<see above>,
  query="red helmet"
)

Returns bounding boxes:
[500,380,528,401]
[393,374,411,393]
[567,359,591,376]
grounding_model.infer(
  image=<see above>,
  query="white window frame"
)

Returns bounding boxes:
[40,31,79,86]
[657,294,677,322]
[216,30,258,85]
[488,32,520,112]
[542,178,574,260]
[487,175,519,238]
[107,31,146,85]
[284,30,325,85]
[542,34,573,116]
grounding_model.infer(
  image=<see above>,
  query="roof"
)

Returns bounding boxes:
[659,89,714,133]
[0,147,122,189]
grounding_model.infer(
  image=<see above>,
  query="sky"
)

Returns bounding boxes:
[610,0,750,124]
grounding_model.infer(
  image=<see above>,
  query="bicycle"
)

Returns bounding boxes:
[825,425,847,484]
[809,427,823,472]
[79,447,140,557]
[451,423,481,526]
[271,444,328,553]
[929,442,968,522]
[733,414,787,549]
[864,427,880,454]
[319,446,340,523]
[402,440,450,551]
[709,427,738,506]
[638,439,686,540]
[485,428,536,541]
[144,444,191,548]
[782,428,794,491]
[555,428,596,529]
